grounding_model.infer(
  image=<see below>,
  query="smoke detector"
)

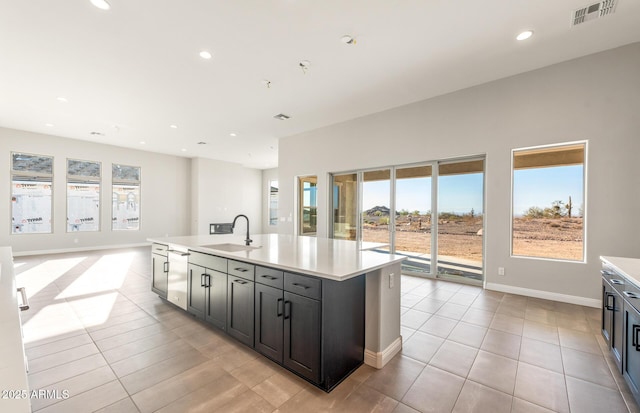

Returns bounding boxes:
[572,0,617,26]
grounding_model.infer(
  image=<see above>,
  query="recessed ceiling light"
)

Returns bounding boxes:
[170,124,178,129]
[341,35,356,45]
[274,113,290,120]
[199,50,212,59]
[45,123,54,127]
[230,132,237,137]
[516,30,534,41]
[139,141,146,145]
[90,0,111,11]
[181,148,187,152]
[56,97,68,103]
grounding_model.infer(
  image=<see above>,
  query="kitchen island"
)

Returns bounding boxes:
[148,234,405,391]
[0,247,30,413]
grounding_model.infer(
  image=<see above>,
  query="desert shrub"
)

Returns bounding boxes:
[378,217,389,225]
[523,206,544,218]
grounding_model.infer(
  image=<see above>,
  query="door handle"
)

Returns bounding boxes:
[234,267,249,272]
[610,279,624,285]
[206,275,211,288]
[235,279,248,285]
[17,287,29,311]
[292,283,309,290]
[633,325,640,351]
[277,298,283,317]
[600,269,614,276]
[284,300,291,320]
[605,292,614,311]
[623,291,640,299]
[201,273,207,287]
[260,275,278,281]
[163,261,169,273]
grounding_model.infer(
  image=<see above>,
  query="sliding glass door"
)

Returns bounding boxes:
[395,165,432,275]
[436,160,484,282]
[330,157,485,284]
[362,169,391,252]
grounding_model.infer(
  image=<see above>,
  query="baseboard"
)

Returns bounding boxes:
[485,282,600,308]
[364,336,403,369]
[12,242,151,257]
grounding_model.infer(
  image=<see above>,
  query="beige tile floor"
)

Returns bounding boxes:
[11,247,640,413]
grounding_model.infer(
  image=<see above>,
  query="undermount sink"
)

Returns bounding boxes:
[201,243,261,252]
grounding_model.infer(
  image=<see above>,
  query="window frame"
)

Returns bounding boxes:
[111,163,141,231]
[510,140,588,263]
[66,158,102,232]
[10,152,54,235]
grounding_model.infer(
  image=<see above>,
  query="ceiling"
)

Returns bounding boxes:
[1,1,639,169]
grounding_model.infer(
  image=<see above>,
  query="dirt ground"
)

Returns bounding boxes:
[362,216,583,262]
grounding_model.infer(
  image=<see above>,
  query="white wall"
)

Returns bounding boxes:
[261,168,279,234]
[191,157,262,238]
[277,43,640,303]
[1,127,191,253]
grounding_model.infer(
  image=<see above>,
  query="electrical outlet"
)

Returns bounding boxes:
[498,267,505,276]
[389,273,395,288]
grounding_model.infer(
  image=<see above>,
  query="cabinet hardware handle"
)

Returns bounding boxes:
[633,325,640,351]
[163,262,169,273]
[284,300,291,319]
[206,275,211,288]
[235,279,248,285]
[234,267,249,272]
[261,275,277,280]
[17,287,29,311]
[623,291,640,299]
[605,292,614,311]
[201,273,207,287]
[292,283,309,290]
[168,250,190,256]
[611,279,624,285]
[277,298,283,317]
[601,270,614,276]
[155,248,164,251]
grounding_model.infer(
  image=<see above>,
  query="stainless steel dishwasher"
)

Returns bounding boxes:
[167,247,189,310]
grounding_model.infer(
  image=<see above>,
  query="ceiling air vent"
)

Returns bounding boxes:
[572,0,617,26]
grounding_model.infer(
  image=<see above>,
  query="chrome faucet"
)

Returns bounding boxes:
[232,214,252,246]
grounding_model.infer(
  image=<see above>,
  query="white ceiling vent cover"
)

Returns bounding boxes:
[572,0,617,26]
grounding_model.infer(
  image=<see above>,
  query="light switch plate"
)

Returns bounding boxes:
[389,273,395,288]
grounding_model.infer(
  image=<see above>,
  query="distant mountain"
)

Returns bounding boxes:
[364,206,390,216]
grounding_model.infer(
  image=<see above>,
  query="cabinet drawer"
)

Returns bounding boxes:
[189,251,227,273]
[151,243,168,257]
[256,266,284,289]
[284,272,321,300]
[622,282,640,311]
[229,260,255,281]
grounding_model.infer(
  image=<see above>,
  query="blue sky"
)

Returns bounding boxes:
[363,173,484,214]
[513,165,583,216]
[361,165,583,216]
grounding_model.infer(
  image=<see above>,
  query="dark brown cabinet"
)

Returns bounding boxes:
[227,272,255,346]
[283,290,321,383]
[254,283,284,363]
[151,244,168,298]
[602,271,623,372]
[187,252,228,331]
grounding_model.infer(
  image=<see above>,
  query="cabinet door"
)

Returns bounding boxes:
[206,271,227,330]
[255,283,284,363]
[152,253,168,298]
[227,277,254,347]
[187,264,207,319]
[602,279,613,345]
[624,302,640,402]
[283,292,321,384]
[612,289,623,372]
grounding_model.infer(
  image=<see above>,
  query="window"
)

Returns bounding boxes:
[299,176,317,235]
[112,164,141,230]
[269,180,279,226]
[11,153,53,234]
[67,159,101,232]
[512,142,586,261]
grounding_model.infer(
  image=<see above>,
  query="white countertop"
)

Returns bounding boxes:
[148,234,406,281]
[601,256,640,288]
[0,247,31,412]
